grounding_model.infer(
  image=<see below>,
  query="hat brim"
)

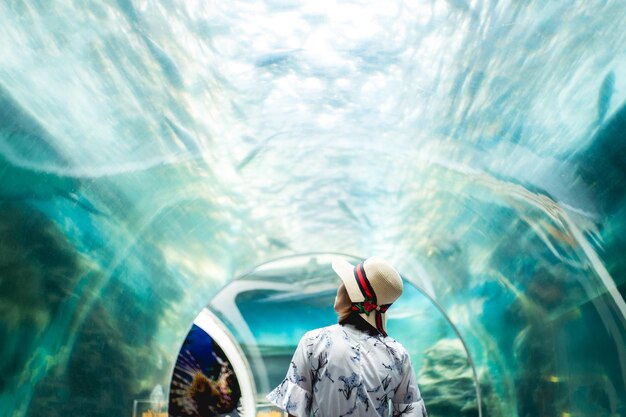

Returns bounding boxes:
[332,259,365,303]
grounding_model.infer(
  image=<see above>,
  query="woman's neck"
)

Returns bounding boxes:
[339,311,381,336]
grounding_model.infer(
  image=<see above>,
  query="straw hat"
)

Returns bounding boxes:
[332,256,403,337]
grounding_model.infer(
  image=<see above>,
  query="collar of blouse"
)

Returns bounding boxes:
[339,310,384,337]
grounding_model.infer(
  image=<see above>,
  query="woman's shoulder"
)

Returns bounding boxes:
[302,324,341,339]
[384,334,405,347]
[298,324,343,347]
[376,334,411,358]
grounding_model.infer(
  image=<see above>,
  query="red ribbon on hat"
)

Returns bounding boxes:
[351,299,392,315]
[351,262,392,337]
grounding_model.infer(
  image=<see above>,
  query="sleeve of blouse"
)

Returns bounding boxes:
[391,352,428,417]
[266,334,313,417]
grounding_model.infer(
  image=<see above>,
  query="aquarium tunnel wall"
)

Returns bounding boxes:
[1,1,626,417]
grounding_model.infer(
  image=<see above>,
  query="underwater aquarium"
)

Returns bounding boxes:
[1,0,626,416]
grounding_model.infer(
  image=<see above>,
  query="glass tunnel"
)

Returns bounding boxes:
[0,1,625,417]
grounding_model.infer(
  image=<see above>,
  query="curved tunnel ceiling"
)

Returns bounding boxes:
[1,1,626,417]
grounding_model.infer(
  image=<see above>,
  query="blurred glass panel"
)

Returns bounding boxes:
[0,1,625,417]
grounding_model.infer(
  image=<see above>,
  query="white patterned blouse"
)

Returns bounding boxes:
[267,314,428,417]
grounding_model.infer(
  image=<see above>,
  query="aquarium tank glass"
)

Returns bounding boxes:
[1,1,625,417]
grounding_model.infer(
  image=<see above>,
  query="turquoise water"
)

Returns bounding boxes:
[1,1,626,416]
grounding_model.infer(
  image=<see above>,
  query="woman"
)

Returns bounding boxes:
[267,256,428,417]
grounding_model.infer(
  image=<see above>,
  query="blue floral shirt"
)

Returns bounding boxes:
[267,319,428,417]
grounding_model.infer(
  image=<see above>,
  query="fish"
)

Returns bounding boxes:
[236,133,282,171]
[577,97,626,214]
[144,35,184,88]
[597,71,615,125]
[164,116,203,155]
